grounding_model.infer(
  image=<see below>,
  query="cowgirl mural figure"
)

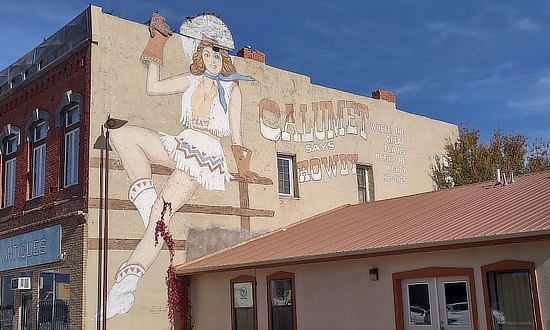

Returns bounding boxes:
[92,13,261,320]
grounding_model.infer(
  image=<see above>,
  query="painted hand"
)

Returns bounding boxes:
[149,12,173,38]
[141,13,172,67]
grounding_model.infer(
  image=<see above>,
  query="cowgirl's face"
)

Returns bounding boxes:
[202,46,223,75]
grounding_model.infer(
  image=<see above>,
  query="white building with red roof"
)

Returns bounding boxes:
[176,170,550,330]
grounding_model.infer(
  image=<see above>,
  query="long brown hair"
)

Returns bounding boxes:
[190,41,237,76]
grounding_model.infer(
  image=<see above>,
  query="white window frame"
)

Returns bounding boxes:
[356,165,371,203]
[32,144,46,198]
[65,105,79,127]
[30,121,47,198]
[5,135,17,155]
[277,155,295,197]
[33,121,47,142]
[64,128,79,188]
[3,158,16,207]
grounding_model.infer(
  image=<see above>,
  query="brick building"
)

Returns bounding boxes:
[0,10,90,329]
[0,6,457,329]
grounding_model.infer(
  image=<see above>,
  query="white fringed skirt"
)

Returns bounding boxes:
[159,129,231,191]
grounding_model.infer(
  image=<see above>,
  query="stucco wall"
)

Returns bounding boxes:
[189,241,550,330]
[84,6,457,328]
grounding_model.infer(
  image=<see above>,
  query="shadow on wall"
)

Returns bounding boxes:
[186,227,264,261]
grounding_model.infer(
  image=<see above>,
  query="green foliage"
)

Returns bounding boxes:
[526,138,550,173]
[431,126,548,189]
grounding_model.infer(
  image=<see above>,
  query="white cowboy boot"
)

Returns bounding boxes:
[128,178,157,227]
[91,263,145,321]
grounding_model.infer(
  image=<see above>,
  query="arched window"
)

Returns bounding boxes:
[0,125,21,207]
[231,275,258,330]
[25,109,50,198]
[56,91,82,188]
[267,271,297,330]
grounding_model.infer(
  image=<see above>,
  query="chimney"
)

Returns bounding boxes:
[237,46,266,63]
[372,90,396,103]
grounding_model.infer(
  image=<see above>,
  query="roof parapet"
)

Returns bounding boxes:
[0,7,91,98]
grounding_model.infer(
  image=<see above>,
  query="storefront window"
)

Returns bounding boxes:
[1,276,14,330]
[39,268,70,330]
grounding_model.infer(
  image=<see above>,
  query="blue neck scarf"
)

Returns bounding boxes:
[203,72,254,113]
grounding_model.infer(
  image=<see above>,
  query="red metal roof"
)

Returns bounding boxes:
[176,171,550,275]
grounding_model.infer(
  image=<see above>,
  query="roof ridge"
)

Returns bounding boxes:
[370,169,550,204]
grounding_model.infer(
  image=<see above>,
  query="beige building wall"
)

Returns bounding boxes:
[190,241,550,330]
[84,6,457,328]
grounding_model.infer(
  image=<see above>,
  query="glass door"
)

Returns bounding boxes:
[403,276,473,330]
[21,293,32,330]
[38,270,70,330]
[403,279,439,329]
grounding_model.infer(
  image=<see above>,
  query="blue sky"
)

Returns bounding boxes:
[1,0,549,142]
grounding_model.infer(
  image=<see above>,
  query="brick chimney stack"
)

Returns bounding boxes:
[237,46,266,63]
[372,90,396,103]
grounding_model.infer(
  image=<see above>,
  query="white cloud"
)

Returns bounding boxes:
[443,92,458,104]
[495,61,514,71]
[454,66,473,74]
[536,70,550,88]
[322,2,343,14]
[304,18,335,37]
[394,81,421,95]
[506,70,550,114]
[465,61,515,88]
[513,18,540,31]
[427,22,482,38]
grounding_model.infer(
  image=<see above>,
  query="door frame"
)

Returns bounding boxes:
[20,292,33,330]
[393,267,479,330]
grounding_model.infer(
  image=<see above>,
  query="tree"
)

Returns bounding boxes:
[526,138,550,173]
[430,126,548,189]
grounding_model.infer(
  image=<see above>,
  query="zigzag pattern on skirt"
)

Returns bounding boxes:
[174,138,226,174]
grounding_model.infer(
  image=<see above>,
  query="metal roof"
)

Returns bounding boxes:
[176,170,550,275]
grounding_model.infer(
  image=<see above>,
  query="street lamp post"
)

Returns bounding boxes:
[96,116,127,329]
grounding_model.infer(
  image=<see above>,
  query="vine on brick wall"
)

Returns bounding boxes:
[155,202,194,330]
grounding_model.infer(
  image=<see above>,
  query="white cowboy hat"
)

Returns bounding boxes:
[180,13,234,62]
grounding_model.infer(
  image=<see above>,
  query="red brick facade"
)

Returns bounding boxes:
[0,46,91,213]
[371,90,396,103]
[237,46,266,63]
[0,45,91,329]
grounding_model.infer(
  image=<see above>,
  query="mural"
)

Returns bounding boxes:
[258,97,409,185]
[92,13,264,321]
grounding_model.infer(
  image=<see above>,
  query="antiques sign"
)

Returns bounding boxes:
[0,225,61,271]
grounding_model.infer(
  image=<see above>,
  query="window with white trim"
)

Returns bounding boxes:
[31,121,47,198]
[63,105,80,187]
[2,135,18,207]
[277,154,297,197]
[356,164,374,203]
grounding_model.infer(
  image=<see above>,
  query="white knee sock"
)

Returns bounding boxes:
[128,178,157,227]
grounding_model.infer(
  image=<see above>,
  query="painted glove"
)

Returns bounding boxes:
[140,13,173,66]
